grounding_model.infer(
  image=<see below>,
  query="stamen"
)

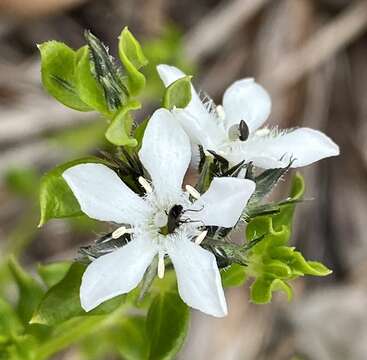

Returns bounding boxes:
[185,185,201,199]
[216,105,226,121]
[157,251,165,279]
[138,176,153,193]
[112,226,133,239]
[195,230,208,245]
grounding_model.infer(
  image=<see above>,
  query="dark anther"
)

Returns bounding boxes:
[239,120,250,141]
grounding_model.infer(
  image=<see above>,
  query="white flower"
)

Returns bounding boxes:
[157,64,340,168]
[63,108,256,317]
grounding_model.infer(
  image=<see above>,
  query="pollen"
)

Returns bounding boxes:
[138,176,153,193]
[185,185,201,199]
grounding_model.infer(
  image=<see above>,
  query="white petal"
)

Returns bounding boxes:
[139,108,191,200]
[166,235,227,317]
[157,64,226,149]
[223,78,271,133]
[63,163,151,225]
[80,236,157,311]
[241,128,340,169]
[189,177,256,228]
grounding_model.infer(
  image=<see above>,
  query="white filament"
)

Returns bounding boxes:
[138,176,153,193]
[195,230,208,245]
[158,251,165,279]
[185,185,201,199]
[112,226,133,239]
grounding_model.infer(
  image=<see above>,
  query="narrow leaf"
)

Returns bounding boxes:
[118,27,148,96]
[8,257,45,324]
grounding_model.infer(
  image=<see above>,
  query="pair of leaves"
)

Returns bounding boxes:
[39,27,147,147]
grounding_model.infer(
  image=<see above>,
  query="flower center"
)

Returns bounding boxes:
[228,120,249,142]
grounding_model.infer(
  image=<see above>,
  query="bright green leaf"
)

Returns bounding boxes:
[250,277,293,304]
[146,291,190,360]
[8,257,45,324]
[105,100,140,146]
[75,46,111,115]
[162,76,192,110]
[134,118,149,149]
[31,262,86,325]
[221,264,247,288]
[118,27,148,96]
[0,298,23,338]
[39,41,91,111]
[37,262,72,288]
[263,259,292,279]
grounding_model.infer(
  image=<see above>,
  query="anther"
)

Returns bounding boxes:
[112,226,133,239]
[138,176,153,193]
[185,185,201,199]
[228,120,250,142]
[195,230,208,245]
[158,251,165,279]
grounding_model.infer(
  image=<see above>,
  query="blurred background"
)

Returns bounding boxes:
[0,0,367,359]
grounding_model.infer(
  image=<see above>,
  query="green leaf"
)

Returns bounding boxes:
[115,316,149,360]
[0,298,23,338]
[37,262,72,288]
[146,292,190,360]
[245,173,331,304]
[118,27,148,96]
[38,41,91,111]
[35,316,106,360]
[263,259,292,279]
[5,334,38,360]
[31,262,125,326]
[134,118,149,149]
[221,264,247,288]
[291,253,332,276]
[75,46,110,115]
[250,277,293,304]
[8,257,45,324]
[31,262,86,325]
[162,76,192,110]
[38,157,107,226]
[105,100,140,146]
